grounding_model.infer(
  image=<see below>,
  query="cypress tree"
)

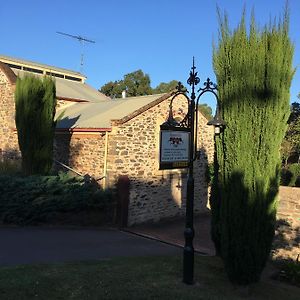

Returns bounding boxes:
[15,75,56,175]
[211,8,294,285]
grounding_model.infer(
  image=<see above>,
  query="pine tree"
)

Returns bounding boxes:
[15,75,56,175]
[211,8,294,285]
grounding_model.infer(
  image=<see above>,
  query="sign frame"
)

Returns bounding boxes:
[159,127,190,170]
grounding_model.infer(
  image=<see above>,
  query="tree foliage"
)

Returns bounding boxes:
[198,103,213,120]
[284,101,300,162]
[100,81,123,99]
[152,80,178,94]
[15,75,57,175]
[99,70,152,98]
[100,71,181,97]
[123,70,152,96]
[211,8,294,285]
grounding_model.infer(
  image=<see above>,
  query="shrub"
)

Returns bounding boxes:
[205,163,215,186]
[15,75,56,175]
[211,8,294,285]
[0,159,21,175]
[288,163,300,187]
[0,173,115,225]
[280,164,300,187]
[274,256,300,287]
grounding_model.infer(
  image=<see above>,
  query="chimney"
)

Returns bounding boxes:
[122,90,126,98]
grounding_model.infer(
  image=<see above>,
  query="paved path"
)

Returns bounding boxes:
[0,227,180,266]
[128,214,215,256]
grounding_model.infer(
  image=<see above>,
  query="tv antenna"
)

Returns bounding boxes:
[56,31,95,73]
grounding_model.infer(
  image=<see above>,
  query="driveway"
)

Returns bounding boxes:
[0,227,180,266]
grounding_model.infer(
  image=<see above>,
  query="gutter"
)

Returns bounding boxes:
[13,128,112,133]
[56,96,89,103]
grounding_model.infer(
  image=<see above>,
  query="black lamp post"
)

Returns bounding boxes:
[159,58,226,285]
[183,59,226,284]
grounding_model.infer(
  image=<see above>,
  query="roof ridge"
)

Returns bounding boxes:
[113,93,166,100]
[111,92,173,125]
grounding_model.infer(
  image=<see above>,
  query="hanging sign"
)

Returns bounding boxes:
[159,128,190,170]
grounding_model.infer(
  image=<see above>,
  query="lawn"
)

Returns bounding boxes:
[0,255,298,300]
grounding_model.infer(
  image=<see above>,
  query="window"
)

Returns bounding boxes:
[7,63,22,69]
[23,67,43,74]
[65,75,82,82]
[46,71,64,78]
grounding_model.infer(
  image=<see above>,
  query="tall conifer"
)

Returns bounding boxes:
[211,8,294,285]
[15,75,56,175]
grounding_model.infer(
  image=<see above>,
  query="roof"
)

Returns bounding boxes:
[56,93,169,130]
[0,54,85,80]
[0,54,110,103]
[11,68,110,103]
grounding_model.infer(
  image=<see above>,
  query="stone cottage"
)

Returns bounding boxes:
[0,55,214,225]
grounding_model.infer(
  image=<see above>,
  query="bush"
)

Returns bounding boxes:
[0,159,21,175]
[280,163,300,187]
[15,75,57,175]
[288,163,300,187]
[205,163,215,186]
[211,9,293,285]
[280,168,293,186]
[0,173,115,225]
[274,256,300,287]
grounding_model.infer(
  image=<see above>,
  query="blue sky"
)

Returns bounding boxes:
[0,0,299,109]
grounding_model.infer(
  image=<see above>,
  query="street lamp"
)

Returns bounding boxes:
[159,58,226,285]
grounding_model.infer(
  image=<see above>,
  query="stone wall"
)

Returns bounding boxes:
[0,67,19,158]
[106,94,214,225]
[278,186,300,227]
[54,132,107,179]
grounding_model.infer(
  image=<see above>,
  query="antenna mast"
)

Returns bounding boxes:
[56,31,95,73]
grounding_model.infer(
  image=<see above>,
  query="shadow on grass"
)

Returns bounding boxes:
[0,256,299,300]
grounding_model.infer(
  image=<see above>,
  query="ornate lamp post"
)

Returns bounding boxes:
[159,58,226,285]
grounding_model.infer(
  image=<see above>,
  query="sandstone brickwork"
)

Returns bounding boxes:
[272,186,300,260]
[54,132,106,178]
[0,66,19,158]
[278,186,300,227]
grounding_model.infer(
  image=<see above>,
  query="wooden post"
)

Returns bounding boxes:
[116,175,130,228]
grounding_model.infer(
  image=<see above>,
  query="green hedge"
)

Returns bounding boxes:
[0,173,115,225]
[0,159,21,175]
[281,163,300,187]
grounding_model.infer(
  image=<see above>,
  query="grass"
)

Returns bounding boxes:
[0,255,299,300]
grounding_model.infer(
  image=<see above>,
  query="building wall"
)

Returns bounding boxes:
[106,94,214,225]
[278,186,300,227]
[54,132,107,179]
[0,68,19,158]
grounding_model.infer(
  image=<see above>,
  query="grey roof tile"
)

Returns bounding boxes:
[56,94,167,129]
[11,68,110,103]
